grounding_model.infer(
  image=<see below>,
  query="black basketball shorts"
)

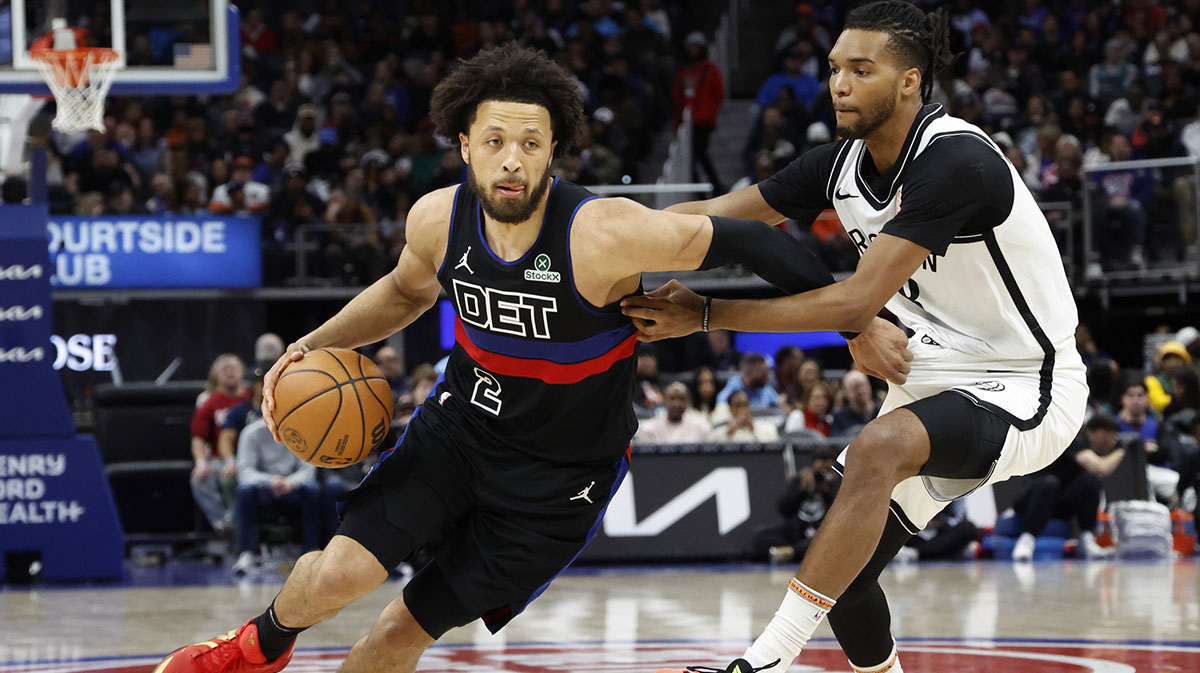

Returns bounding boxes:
[336,401,629,638]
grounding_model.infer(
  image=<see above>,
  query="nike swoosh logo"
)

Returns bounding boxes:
[835,189,858,200]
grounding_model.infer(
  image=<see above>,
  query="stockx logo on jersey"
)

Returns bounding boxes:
[525,253,561,283]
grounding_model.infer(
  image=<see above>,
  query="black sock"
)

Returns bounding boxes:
[253,601,307,662]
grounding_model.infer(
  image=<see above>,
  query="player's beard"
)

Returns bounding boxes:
[468,164,553,225]
[836,81,899,140]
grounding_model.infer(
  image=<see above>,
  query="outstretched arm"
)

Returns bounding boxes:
[575,196,839,294]
[575,196,913,383]
[621,232,929,338]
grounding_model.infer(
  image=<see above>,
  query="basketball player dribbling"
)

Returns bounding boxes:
[153,43,911,673]
[623,3,1088,673]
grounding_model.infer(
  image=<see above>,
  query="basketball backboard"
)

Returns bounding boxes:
[0,0,238,96]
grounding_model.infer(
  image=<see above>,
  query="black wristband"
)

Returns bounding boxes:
[702,296,713,332]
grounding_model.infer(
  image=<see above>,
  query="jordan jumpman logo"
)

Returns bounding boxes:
[570,481,596,504]
[455,246,474,274]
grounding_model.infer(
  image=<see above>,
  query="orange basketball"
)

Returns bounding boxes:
[271,348,394,467]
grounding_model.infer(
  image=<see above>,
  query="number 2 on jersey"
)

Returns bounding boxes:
[471,367,503,415]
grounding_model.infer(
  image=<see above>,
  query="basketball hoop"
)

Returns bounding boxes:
[30,47,119,133]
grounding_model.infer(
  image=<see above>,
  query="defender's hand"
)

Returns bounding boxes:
[620,280,705,342]
[847,318,912,384]
[262,343,310,442]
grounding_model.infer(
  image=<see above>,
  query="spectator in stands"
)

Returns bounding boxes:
[716,352,780,410]
[831,370,881,437]
[257,80,301,137]
[672,31,725,195]
[1104,82,1150,137]
[232,418,321,575]
[634,346,665,410]
[775,4,832,61]
[773,346,805,401]
[1039,134,1092,257]
[757,40,822,112]
[1171,415,1200,525]
[190,354,251,534]
[253,140,291,192]
[375,345,408,400]
[705,329,741,370]
[284,104,322,166]
[1116,379,1160,453]
[710,390,780,443]
[636,382,713,444]
[743,105,803,176]
[691,366,720,423]
[396,363,439,426]
[210,156,271,216]
[752,446,840,563]
[1086,359,1119,419]
[894,500,979,563]
[1012,414,1124,562]
[106,182,146,215]
[1184,103,1200,159]
[784,381,833,437]
[795,357,824,402]
[254,333,286,375]
[216,370,266,487]
[1097,133,1151,267]
[323,170,387,284]
[1146,341,1192,413]
[1090,37,1140,106]
[1164,367,1200,421]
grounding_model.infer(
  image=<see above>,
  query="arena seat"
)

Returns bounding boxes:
[92,381,207,464]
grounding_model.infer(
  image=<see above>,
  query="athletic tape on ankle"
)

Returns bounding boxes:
[788,579,836,612]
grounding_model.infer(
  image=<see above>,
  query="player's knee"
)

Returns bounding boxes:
[845,423,906,481]
[367,607,434,661]
[312,550,378,601]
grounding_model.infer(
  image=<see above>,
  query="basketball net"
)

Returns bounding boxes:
[30,21,118,133]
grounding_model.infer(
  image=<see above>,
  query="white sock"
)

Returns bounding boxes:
[850,641,903,672]
[742,579,835,668]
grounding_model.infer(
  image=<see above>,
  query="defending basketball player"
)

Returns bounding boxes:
[152,43,910,673]
[622,3,1088,673]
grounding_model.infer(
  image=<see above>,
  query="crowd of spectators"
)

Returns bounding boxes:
[738,0,1200,275]
[42,0,689,285]
[630,335,886,445]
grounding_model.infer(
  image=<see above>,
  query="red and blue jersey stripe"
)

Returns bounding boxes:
[455,318,637,385]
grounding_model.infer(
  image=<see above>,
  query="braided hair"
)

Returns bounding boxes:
[844,1,956,103]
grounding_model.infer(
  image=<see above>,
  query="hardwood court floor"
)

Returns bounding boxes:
[2,560,1198,672]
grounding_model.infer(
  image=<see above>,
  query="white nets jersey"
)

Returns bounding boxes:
[761,104,1078,362]
[762,105,1088,528]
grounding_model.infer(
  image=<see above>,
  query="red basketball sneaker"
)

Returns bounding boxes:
[154,618,294,673]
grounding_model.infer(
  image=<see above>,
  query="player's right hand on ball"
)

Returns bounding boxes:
[263,343,310,442]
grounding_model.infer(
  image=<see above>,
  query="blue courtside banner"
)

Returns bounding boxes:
[47,216,262,288]
[0,436,124,581]
[0,204,74,438]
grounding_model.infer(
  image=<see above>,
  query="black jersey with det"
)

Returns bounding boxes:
[433,178,638,465]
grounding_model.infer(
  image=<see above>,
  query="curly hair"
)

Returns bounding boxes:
[844,1,958,103]
[429,42,585,158]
